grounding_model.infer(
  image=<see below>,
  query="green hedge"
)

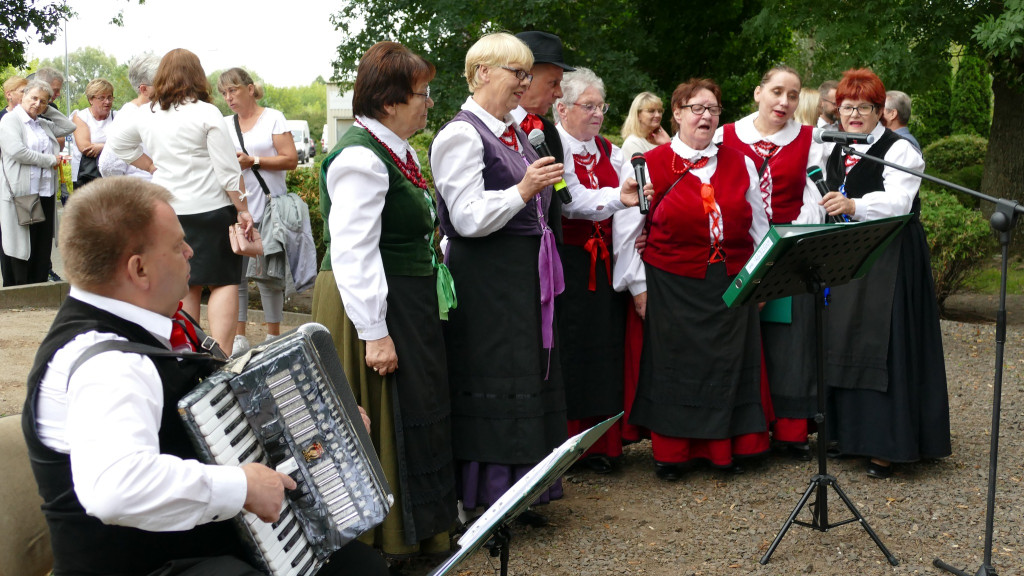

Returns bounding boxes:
[287,157,325,267]
[919,186,995,312]
[922,134,988,209]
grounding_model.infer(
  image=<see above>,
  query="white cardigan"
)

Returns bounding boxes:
[0,105,75,261]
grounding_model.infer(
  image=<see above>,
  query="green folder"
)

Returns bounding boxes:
[723,215,912,308]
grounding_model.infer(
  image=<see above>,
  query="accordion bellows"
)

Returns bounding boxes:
[178,323,393,576]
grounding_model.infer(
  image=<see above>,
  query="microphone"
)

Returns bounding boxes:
[527,128,572,204]
[812,128,876,146]
[807,165,847,224]
[631,152,649,214]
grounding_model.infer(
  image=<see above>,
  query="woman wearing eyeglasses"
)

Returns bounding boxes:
[715,65,826,462]
[430,32,567,524]
[819,68,950,479]
[71,78,115,188]
[311,41,458,558]
[622,78,770,481]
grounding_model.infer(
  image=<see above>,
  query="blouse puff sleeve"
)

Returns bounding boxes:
[326,146,391,341]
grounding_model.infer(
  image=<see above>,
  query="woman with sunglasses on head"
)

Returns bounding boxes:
[430,32,568,525]
[819,68,950,479]
[311,41,457,560]
[620,78,771,481]
[715,65,826,462]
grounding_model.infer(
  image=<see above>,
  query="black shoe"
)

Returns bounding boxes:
[580,455,614,474]
[727,462,745,475]
[655,462,687,481]
[48,269,62,282]
[515,509,548,527]
[866,460,893,479]
[785,443,812,461]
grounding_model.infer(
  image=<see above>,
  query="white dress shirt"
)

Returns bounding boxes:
[35,287,246,531]
[555,123,630,219]
[326,116,423,341]
[430,97,530,237]
[108,99,241,215]
[714,112,826,224]
[16,106,55,198]
[839,123,925,221]
[98,101,153,181]
[613,134,769,295]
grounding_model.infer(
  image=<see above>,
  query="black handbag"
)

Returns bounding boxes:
[76,154,101,186]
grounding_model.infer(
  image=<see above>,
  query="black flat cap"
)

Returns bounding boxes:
[516,31,575,71]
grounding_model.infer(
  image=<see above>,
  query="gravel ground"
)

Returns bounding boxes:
[2,303,1023,575]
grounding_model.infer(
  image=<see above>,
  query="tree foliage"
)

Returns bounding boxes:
[0,0,72,69]
[329,0,788,131]
[38,47,133,112]
[950,54,992,137]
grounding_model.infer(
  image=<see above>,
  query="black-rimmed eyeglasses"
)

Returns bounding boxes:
[838,104,876,116]
[500,66,533,83]
[412,86,432,100]
[680,104,723,116]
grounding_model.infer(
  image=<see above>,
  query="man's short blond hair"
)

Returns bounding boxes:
[464,32,534,93]
[59,178,174,291]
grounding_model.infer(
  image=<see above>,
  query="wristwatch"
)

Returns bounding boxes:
[252,156,260,167]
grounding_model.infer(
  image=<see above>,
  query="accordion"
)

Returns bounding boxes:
[178,323,393,576]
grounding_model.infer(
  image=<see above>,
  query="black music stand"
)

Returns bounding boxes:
[428,413,622,576]
[724,216,909,566]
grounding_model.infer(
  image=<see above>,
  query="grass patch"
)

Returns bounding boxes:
[962,255,1024,294]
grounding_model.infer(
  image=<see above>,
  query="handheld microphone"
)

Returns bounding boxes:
[807,165,846,224]
[631,152,649,214]
[527,129,572,204]
[812,128,876,146]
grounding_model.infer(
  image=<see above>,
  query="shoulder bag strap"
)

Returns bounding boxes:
[233,114,271,197]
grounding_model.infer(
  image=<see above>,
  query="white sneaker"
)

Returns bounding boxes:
[232,335,251,355]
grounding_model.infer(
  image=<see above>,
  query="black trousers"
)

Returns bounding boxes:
[8,194,55,285]
[145,541,390,576]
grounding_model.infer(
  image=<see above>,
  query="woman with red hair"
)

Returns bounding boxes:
[622,78,771,480]
[818,68,950,479]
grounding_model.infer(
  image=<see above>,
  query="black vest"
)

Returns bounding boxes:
[22,297,243,576]
[825,128,921,215]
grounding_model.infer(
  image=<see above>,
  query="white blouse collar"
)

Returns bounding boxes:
[462,96,514,138]
[355,115,417,165]
[556,123,599,157]
[733,111,800,146]
[671,133,717,161]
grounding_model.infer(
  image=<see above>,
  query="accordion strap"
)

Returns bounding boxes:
[68,341,223,383]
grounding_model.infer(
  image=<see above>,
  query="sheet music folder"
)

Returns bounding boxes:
[723,215,911,307]
[428,413,623,576]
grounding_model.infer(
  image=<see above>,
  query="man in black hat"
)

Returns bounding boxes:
[514,30,575,242]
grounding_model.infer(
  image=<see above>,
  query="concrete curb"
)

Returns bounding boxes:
[0,282,313,326]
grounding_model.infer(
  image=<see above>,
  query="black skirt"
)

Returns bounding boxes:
[762,293,818,419]
[556,243,627,420]
[444,234,567,465]
[630,262,766,439]
[826,219,951,462]
[179,205,242,286]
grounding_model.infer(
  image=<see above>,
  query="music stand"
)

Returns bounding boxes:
[724,215,909,566]
[428,413,622,576]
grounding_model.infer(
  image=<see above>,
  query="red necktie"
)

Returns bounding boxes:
[520,113,545,136]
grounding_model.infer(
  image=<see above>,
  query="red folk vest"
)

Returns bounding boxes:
[721,123,813,224]
[642,144,754,279]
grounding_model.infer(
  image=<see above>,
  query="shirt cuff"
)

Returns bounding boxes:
[357,319,389,341]
[504,185,527,211]
[203,464,247,524]
[628,280,647,296]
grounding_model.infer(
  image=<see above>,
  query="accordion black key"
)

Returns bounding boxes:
[178,323,393,576]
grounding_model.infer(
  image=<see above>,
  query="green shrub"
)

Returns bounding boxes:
[909,71,953,150]
[922,134,988,208]
[919,187,995,313]
[287,157,325,266]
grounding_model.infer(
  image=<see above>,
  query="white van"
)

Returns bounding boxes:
[286,119,311,163]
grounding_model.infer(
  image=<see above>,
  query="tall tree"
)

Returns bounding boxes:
[329,0,787,131]
[38,47,132,111]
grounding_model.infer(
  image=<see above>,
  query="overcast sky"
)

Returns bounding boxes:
[25,0,349,87]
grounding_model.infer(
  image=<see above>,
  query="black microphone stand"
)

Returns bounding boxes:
[840,145,1024,576]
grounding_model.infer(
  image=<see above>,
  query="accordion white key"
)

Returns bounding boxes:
[178,323,393,576]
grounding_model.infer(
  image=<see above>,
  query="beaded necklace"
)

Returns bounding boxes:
[355,119,429,190]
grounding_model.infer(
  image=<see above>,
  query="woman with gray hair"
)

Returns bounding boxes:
[0,78,75,285]
[553,66,648,474]
[99,53,160,179]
